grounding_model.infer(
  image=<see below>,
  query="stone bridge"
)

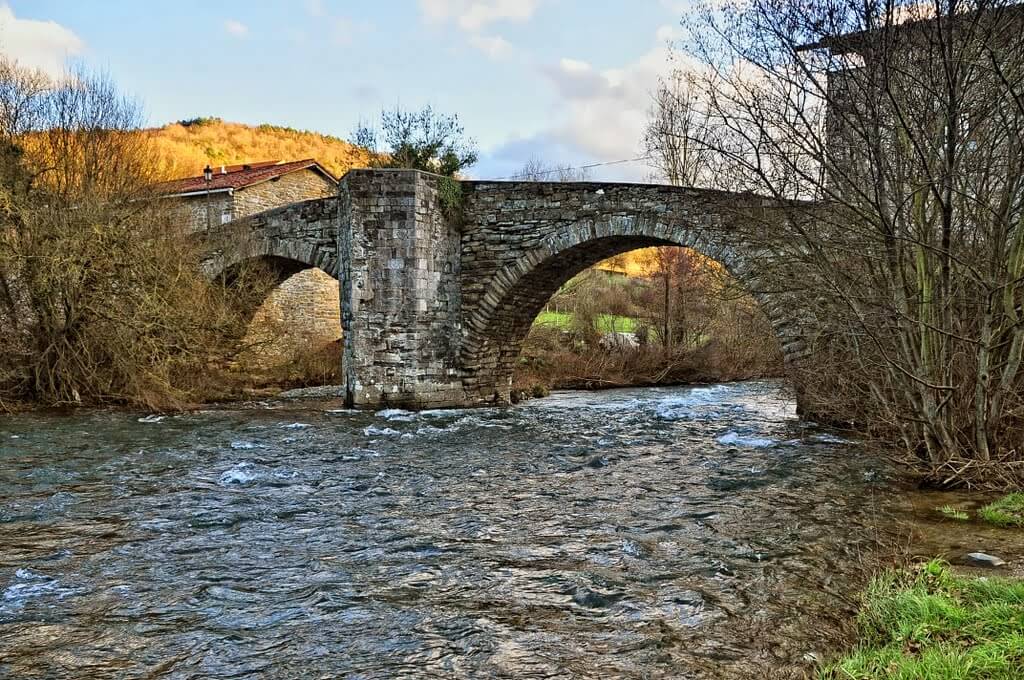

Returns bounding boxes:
[203,169,812,408]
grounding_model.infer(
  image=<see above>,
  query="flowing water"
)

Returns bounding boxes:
[0,381,913,678]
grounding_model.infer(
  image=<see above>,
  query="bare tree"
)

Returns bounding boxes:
[0,59,272,408]
[643,69,716,186]
[515,156,590,181]
[677,0,1024,484]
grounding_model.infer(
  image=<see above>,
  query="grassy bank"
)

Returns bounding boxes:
[820,560,1024,679]
[535,310,639,333]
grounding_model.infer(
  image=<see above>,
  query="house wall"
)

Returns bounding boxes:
[232,169,336,219]
[167,192,234,233]
[172,168,336,233]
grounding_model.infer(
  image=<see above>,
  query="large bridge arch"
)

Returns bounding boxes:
[453,181,808,403]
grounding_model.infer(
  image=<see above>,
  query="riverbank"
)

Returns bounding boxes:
[817,490,1024,678]
[511,336,784,399]
[820,560,1024,678]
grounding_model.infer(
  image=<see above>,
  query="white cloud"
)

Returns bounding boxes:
[419,0,539,30]
[331,16,372,46]
[419,0,539,59]
[0,4,84,76]
[458,0,538,31]
[483,25,699,181]
[306,0,326,17]
[468,33,511,59]
[224,19,248,37]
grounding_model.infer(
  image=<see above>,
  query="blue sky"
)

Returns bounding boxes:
[2,1,692,179]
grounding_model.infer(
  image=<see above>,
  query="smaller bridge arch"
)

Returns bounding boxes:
[198,196,344,366]
[199,195,341,283]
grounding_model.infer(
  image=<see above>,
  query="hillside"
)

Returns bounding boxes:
[147,118,372,180]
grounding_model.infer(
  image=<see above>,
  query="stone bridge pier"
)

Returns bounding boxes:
[206,169,812,408]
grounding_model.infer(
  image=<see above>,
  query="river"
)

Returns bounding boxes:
[0,380,913,678]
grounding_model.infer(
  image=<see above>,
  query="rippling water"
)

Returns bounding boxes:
[0,381,904,679]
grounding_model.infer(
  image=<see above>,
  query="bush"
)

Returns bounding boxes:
[178,116,223,127]
[979,494,1024,528]
[0,61,275,410]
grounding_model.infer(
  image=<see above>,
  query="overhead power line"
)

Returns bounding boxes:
[494,154,653,181]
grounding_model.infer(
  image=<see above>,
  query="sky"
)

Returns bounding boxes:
[1,1,694,180]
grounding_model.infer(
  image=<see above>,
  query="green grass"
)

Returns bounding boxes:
[936,505,971,521]
[534,311,638,333]
[820,560,1024,679]
[980,493,1024,528]
[534,311,572,328]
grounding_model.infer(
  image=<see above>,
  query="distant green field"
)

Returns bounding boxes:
[534,311,637,333]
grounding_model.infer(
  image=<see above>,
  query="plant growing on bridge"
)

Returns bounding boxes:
[350,105,478,177]
[672,0,1024,486]
[436,175,464,221]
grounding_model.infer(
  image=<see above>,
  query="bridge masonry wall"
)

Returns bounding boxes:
[339,170,464,407]
[214,170,815,409]
[200,195,340,279]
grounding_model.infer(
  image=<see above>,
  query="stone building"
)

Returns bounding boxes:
[157,160,343,364]
[157,159,338,232]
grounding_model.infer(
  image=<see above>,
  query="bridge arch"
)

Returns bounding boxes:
[199,195,340,284]
[197,197,343,370]
[457,210,790,402]
[222,170,811,408]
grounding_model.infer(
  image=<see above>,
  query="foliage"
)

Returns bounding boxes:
[349,105,478,176]
[820,560,1024,679]
[0,59,276,409]
[517,252,783,391]
[177,116,222,128]
[676,0,1024,486]
[936,505,970,521]
[535,310,638,333]
[436,175,464,221]
[979,494,1024,528]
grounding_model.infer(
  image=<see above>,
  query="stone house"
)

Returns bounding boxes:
[157,160,343,364]
[156,159,338,232]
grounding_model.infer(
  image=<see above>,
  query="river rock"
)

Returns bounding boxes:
[963,552,1006,567]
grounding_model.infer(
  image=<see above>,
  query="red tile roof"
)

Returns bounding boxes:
[155,159,337,195]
